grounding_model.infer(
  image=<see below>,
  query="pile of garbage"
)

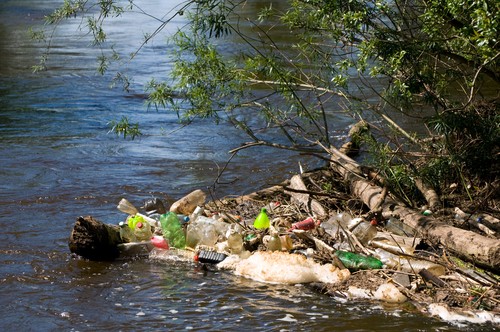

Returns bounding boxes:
[112,187,499,326]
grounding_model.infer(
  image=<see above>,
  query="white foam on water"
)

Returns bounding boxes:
[277,313,298,322]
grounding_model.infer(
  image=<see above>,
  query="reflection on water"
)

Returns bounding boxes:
[0,1,483,331]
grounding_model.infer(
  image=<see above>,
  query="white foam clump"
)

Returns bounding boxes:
[341,283,407,303]
[217,251,350,284]
[373,283,407,303]
[428,303,500,325]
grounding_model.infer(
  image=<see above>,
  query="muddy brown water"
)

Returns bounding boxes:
[0,1,487,330]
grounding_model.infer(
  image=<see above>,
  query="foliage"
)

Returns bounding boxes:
[108,116,142,140]
[36,0,499,197]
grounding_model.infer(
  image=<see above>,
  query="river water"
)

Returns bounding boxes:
[0,1,487,331]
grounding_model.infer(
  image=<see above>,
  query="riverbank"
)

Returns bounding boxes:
[198,168,499,326]
[69,165,499,327]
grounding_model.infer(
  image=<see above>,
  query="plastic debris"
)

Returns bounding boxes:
[253,208,270,229]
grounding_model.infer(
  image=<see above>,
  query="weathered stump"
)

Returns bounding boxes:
[68,215,122,261]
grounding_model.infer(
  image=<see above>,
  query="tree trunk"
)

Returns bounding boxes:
[328,145,500,272]
[68,216,122,261]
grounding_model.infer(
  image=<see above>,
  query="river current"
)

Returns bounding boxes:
[0,1,485,331]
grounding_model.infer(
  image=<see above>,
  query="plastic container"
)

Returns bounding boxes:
[196,250,227,264]
[267,232,282,251]
[127,215,144,230]
[334,250,383,270]
[280,235,293,251]
[289,217,316,231]
[385,217,416,237]
[374,248,446,276]
[227,230,244,254]
[185,216,226,249]
[350,218,377,245]
[185,224,202,249]
[151,235,169,249]
[160,212,186,249]
[253,208,270,229]
[119,221,136,243]
[190,206,204,223]
[320,216,346,238]
[134,222,153,242]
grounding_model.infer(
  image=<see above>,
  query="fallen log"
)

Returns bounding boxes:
[68,216,122,261]
[285,174,327,218]
[327,144,500,272]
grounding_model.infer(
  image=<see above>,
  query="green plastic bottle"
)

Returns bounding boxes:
[160,212,186,249]
[334,250,383,271]
[253,208,270,229]
[127,215,144,230]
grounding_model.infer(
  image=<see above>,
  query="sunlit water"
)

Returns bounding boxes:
[0,1,488,330]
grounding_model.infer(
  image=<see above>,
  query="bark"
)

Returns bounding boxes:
[327,145,500,272]
[68,216,122,261]
[285,174,327,218]
[414,178,441,211]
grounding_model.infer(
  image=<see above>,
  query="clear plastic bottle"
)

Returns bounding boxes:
[134,222,153,242]
[185,223,202,249]
[227,229,244,254]
[385,217,415,237]
[190,206,204,223]
[350,218,377,245]
[119,221,136,243]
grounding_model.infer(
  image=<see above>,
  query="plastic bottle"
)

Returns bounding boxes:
[280,235,293,251]
[373,248,445,276]
[289,217,316,231]
[267,232,282,251]
[185,216,221,249]
[350,218,377,245]
[177,214,190,224]
[227,229,244,254]
[385,217,415,237]
[134,222,153,242]
[160,212,186,249]
[321,216,345,238]
[119,221,136,243]
[334,250,383,270]
[127,215,144,230]
[253,208,270,229]
[190,206,204,222]
[185,223,202,249]
[151,235,169,249]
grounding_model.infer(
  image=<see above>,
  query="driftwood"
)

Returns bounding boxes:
[68,216,122,260]
[327,145,500,272]
[285,175,327,218]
